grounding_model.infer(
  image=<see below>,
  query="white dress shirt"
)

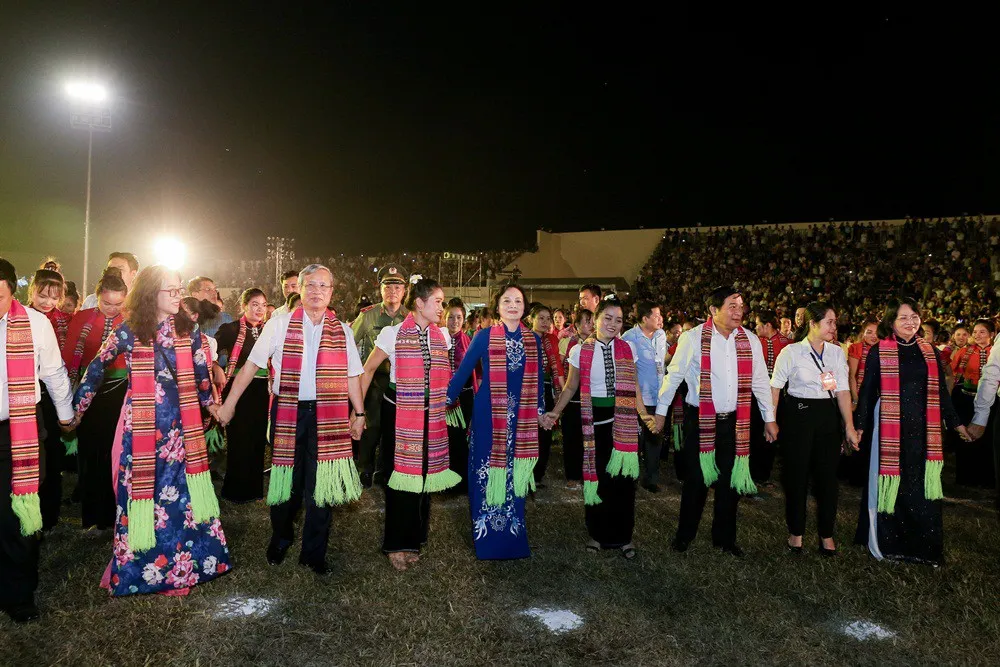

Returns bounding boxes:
[81,293,98,310]
[1,307,74,421]
[971,332,1000,426]
[248,311,363,399]
[375,323,452,384]
[654,322,775,422]
[769,339,850,399]
[567,338,639,398]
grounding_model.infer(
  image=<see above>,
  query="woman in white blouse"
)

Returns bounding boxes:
[770,302,859,556]
[544,296,654,560]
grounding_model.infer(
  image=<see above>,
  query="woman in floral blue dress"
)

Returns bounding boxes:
[74,265,231,596]
[447,284,546,560]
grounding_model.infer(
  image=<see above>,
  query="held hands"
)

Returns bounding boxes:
[640,413,657,433]
[966,423,986,441]
[764,421,779,443]
[844,426,861,451]
[955,424,973,443]
[652,414,666,435]
[213,402,235,427]
[539,413,558,431]
[350,414,366,440]
[59,415,80,433]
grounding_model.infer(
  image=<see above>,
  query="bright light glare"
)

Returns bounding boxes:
[154,237,187,270]
[65,81,108,103]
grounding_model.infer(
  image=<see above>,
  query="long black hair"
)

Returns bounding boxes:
[793,301,834,342]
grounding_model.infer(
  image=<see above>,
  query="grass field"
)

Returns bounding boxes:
[5,441,1000,666]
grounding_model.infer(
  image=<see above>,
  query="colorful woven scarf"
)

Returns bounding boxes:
[67,309,121,385]
[270,307,360,507]
[876,336,943,513]
[855,341,872,387]
[128,317,219,552]
[43,308,71,351]
[578,338,639,505]
[486,323,539,506]
[5,300,43,536]
[955,344,990,390]
[540,330,565,391]
[390,314,461,493]
[697,322,756,494]
[452,329,478,391]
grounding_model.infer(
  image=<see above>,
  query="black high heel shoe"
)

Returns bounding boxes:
[817,539,837,557]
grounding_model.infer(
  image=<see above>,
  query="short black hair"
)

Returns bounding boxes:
[636,300,660,321]
[756,309,779,330]
[705,286,740,310]
[281,270,299,282]
[108,251,139,273]
[877,296,920,340]
[0,258,17,294]
[490,283,528,319]
[579,283,602,299]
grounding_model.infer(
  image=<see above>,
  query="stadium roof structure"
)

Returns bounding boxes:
[503,228,667,294]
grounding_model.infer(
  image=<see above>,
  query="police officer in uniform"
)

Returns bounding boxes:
[352,263,408,487]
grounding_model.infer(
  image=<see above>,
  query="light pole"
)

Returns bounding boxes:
[66,81,111,293]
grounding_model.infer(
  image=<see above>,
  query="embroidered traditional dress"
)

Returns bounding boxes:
[215,318,269,502]
[446,325,544,560]
[853,338,960,566]
[63,308,126,528]
[535,329,563,484]
[75,319,231,595]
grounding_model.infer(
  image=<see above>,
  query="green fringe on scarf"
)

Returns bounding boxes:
[513,457,537,498]
[583,480,602,506]
[486,466,507,506]
[267,464,295,505]
[186,470,221,523]
[10,493,42,537]
[388,471,424,493]
[127,498,156,552]
[729,455,756,495]
[606,449,639,479]
[313,458,363,507]
[877,474,901,514]
[445,406,466,429]
[423,468,462,493]
[672,424,682,451]
[62,433,78,456]
[924,459,944,501]
[699,450,720,486]
[205,425,225,454]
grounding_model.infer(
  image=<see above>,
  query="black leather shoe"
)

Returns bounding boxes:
[266,540,291,566]
[786,544,804,554]
[817,543,837,557]
[720,544,744,558]
[360,471,373,489]
[671,537,689,553]
[643,483,660,493]
[300,559,332,576]
[4,602,40,623]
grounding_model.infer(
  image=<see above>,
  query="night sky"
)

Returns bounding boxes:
[1,5,997,281]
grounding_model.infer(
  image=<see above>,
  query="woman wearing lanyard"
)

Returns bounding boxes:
[770,302,859,555]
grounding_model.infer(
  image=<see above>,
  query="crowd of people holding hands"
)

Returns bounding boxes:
[2,227,999,624]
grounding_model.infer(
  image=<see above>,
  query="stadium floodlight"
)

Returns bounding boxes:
[154,237,187,270]
[65,81,108,104]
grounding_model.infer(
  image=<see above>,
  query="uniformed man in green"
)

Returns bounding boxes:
[351,263,408,487]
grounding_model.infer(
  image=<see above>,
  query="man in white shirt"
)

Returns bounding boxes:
[967,331,1000,509]
[81,252,138,309]
[621,301,667,492]
[216,264,365,576]
[654,287,778,556]
[271,269,301,318]
[0,258,74,623]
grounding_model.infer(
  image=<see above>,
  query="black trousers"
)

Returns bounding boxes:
[749,397,777,484]
[676,405,740,548]
[534,381,556,483]
[380,394,431,553]
[561,398,583,481]
[781,396,842,539]
[639,403,663,484]
[355,372,389,480]
[221,377,269,502]
[268,400,334,566]
[76,378,126,529]
[38,385,63,530]
[585,406,636,547]
[0,409,45,608]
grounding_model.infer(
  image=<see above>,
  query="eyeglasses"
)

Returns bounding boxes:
[159,288,185,298]
[896,315,921,323]
[304,282,333,292]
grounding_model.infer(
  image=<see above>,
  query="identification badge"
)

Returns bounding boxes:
[820,371,837,392]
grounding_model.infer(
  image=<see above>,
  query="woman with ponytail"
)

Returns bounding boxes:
[73,265,230,595]
[544,295,653,559]
[852,297,970,566]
